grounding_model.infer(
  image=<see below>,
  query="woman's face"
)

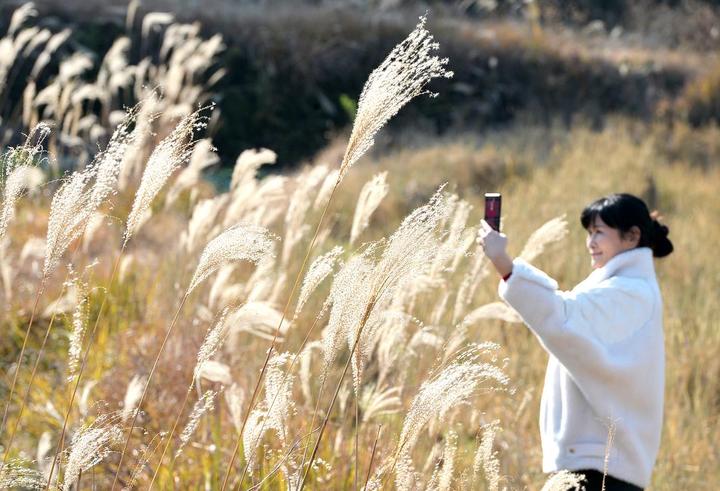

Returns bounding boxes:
[585,215,639,269]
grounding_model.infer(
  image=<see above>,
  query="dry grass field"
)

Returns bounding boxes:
[1,2,719,490]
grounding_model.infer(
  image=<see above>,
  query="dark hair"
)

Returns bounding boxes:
[580,193,673,258]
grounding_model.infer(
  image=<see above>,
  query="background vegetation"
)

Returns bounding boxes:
[0,0,718,489]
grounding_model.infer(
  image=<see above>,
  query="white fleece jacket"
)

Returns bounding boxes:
[498,247,664,488]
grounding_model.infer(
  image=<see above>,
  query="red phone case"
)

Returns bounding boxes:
[484,193,501,231]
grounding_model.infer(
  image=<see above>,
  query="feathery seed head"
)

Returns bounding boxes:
[473,420,502,491]
[339,15,452,179]
[175,389,217,458]
[44,167,97,277]
[66,267,89,381]
[122,375,146,422]
[194,308,230,381]
[350,171,389,245]
[0,459,45,489]
[295,246,344,318]
[1,123,50,241]
[460,301,523,327]
[519,214,569,263]
[541,470,585,491]
[88,104,140,209]
[124,106,209,245]
[187,223,276,294]
[396,343,507,489]
[63,415,124,491]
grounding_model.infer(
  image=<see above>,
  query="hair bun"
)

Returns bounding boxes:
[651,218,673,257]
[652,219,669,238]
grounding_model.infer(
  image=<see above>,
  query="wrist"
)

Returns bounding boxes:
[489,252,513,277]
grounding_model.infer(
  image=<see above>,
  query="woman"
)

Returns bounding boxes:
[477,193,673,491]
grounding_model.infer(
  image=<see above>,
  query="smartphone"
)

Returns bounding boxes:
[484,193,502,231]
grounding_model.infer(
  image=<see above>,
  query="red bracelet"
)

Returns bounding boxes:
[502,272,512,282]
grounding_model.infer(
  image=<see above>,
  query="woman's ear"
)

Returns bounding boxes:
[627,225,641,246]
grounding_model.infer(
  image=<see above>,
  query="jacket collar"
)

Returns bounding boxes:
[586,247,655,284]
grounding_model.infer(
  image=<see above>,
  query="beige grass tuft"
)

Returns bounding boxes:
[338,14,453,179]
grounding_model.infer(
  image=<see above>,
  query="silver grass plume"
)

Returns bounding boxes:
[30,28,71,81]
[294,245,344,318]
[460,301,523,326]
[0,459,45,489]
[313,168,339,211]
[122,375,146,422]
[395,343,508,490]
[242,352,294,473]
[66,267,89,381]
[453,251,490,324]
[187,223,276,294]
[0,123,50,242]
[242,409,265,475]
[88,104,140,209]
[322,188,454,394]
[7,3,37,38]
[519,214,568,263]
[540,470,585,491]
[124,106,208,245]
[193,308,230,382]
[281,165,329,265]
[350,171,389,245]
[230,148,277,194]
[299,341,322,405]
[472,420,501,491]
[44,166,97,277]
[321,250,375,371]
[175,389,217,458]
[118,91,160,192]
[338,15,452,179]
[62,415,124,491]
[165,138,219,208]
[43,109,137,277]
[225,383,245,432]
[429,430,457,491]
[263,352,294,444]
[197,360,232,385]
[350,187,454,392]
[226,301,290,344]
[360,384,402,422]
[181,195,228,253]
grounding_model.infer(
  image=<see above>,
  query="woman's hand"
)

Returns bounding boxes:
[477,219,513,277]
[477,220,508,259]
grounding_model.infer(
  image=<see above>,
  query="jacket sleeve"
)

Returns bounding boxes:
[498,259,654,391]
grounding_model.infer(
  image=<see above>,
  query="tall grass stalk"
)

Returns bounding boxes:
[45,244,128,489]
[354,393,360,491]
[147,385,193,488]
[114,223,275,489]
[222,16,451,488]
[109,291,189,490]
[219,178,341,491]
[0,275,47,447]
[298,293,378,491]
[235,301,329,486]
[148,309,232,488]
[364,425,382,490]
[2,236,95,464]
[3,286,63,464]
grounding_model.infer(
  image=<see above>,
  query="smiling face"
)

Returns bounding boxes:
[585,215,640,269]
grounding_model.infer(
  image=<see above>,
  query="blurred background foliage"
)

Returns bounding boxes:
[1,0,719,172]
